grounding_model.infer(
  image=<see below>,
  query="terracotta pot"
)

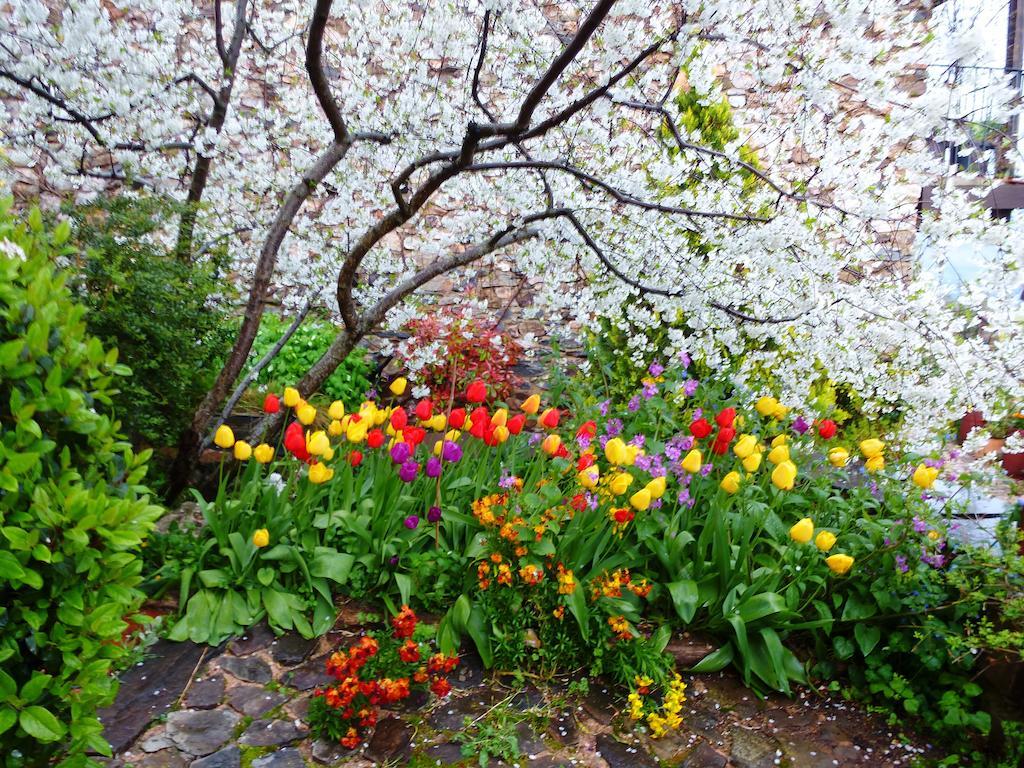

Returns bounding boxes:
[1001,430,1024,480]
[958,410,986,444]
[973,438,1005,459]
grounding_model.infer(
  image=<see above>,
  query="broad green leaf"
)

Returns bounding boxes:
[19,705,65,742]
[667,580,699,623]
[310,549,354,583]
[854,623,881,657]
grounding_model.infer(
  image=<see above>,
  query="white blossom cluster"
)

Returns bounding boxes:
[1,0,1021,450]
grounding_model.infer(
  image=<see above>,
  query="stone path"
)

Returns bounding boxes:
[101,611,938,768]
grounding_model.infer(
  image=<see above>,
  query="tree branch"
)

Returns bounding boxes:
[306,0,349,144]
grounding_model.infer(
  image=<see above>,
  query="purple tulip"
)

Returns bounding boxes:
[441,440,462,463]
[427,505,442,523]
[398,459,419,483]
[388,555,400,566]
[426,456,442,478]
[404,515,420,530]
[792,416,809,435]
[390,441,411,464]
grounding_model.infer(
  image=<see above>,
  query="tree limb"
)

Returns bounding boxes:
[307,0,349,144]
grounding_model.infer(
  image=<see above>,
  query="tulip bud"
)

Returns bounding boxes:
[912,463,939,489]
[742,452,762,473]
[233,441,252,461]
[520,394,541,414]
[283,387,301,408]
[252,528,270,548]
[578,466,599,489]
[826,554,854,575]
[297,404,317,425]
[767,444,790,465]
[541,434,562,456]
[491,408,508,428]
[733,434,758,459]
[389,377,407,396]
[859,439,885,459]
[865,455,885,473]
[772,403,789,420]
[328,400,345,420]
[253,443,274,464]
[466,380,488,403]
[493,425,510,444]
[629,488,651,511]
[540,408,560,429]
[755,396,778,417]
[827,447,849,467]
[789,517,814,544]
[609,472,634,495]
[430,414,447,431]
[771,434,788,448]
[605,437,628,465]
[772,460,798,490]
[214,425,235,449]
[817,419,837,439]
[263,394,280,414]
[681,449,702,473]
[815,531,837,552]
[308,462,334,484]
[645,476,667,499]
[720,471,741,494]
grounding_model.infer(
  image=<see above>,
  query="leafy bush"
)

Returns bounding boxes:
[0,201,161,766]
[63,195,234,451]
[246,313,372,406]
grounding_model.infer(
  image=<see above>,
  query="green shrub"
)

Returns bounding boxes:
[63,194,235,450]
[0,201,162,766]
[246,313,372,406]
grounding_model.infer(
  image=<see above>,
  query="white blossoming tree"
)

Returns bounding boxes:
[1,0,1021,492]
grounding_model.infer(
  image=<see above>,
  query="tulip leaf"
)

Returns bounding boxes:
[667,579,699,623]
[567,585,590,643]
[394,573,412,607]
[689,642,734,672]
[738,592,788,624]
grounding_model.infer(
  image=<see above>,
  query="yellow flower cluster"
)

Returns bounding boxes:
[646,674,687,738]
[859,438,885,473]
[789,518,854,575]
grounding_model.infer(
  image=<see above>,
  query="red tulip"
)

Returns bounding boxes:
[818,419,837,439]
[711,439,730,456]
[540,408,560,429]
[349,450,363,467]
[716,426,736,443]
[555,443,570,459]
[404,426,426,446]
[716,408,736,428]
[390,408,408,431]
[367,429,385,449]
[469,420,487,440]
[507,413,526,435]
[469,406,490,429]
[466,380,487,403]
[449,408,466,429]
[577,453,596,471]
[483,426,499,446]
[689,418,712,439]
[577,420,597,438]
[415,399,434,421]
[263,394,280,414]
[284,422,309,461]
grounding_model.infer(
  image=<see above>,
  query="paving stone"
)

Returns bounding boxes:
[238,718,306,747]
[582,682,619,725]
[596,734,658,768]
[100,640,221,753]
[389,687,429,713]
[283,655,332,691]
[730,727,779,768]
[509,685,544,711]
[138,727,173,753]
[285,693,312,721]
[185,676,225,710]
[227,684,289,718]
[311,737,354,764]
[527,758,571,768]
[681,742,729,768]
[131,749,187,768]
[190,746,241,768]
[451,649,486,690]
[165,709,240,756]
[218,655,273,684]
[251,748,306,768]
[427,690,504,730]
[547,710,578,745]
[227,622,275,656]
[422,741,465,764]
[514,721,547,755]
[365,716,413,764]
[666,634,719,668]
[648,729,698,763]
[271,632,318,666]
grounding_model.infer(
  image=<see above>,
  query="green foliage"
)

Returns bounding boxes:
[245,313,371,406]
[457,700,533,767]
[0,201,162,767]
[63,194,235,451]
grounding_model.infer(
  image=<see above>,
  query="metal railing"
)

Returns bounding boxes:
[926,64,1023,177]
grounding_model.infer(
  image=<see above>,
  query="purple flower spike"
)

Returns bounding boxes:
[404,515,420,530]
[391,441,411,464]
[427,505,442,523]
[679,351,691,368]
[684,379,699,396]
[441,440,463,463]
[700,463,713,477]
[649,361,665,377]
[398,459,419,483]
[426,456,442,478]
[792,416,809,435]
[599,399,611,416]
[628,396,641,412]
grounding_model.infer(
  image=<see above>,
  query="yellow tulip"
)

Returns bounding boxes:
[445,429,461,442]
[307,430,330,456]
[253,443,274,464]
[772,403,789,420]
[859,439,885,459]
[865,455,885,473]
[733,434,758,459]
[826,554,854,575]
[541,433,561,456]
[297,404,317,425]
[214,425,235,449]
[755,396,779,417]
[646,476,667,499]
[346,421,367,444]
[605,437,628,466]
[389,377,407,396]
[815,531,837,552]
[328,400,345,420]
[720,471,741,494]
[772,460,798,490]
[609,472,634,495]
[491,408,508,428]
[308,462,334,484]
[789,517,814,544]
[912,464,939,489]
[681,449,703,473]
[373,407,387,426]
[521,394,541,414]
[827,447,849,467]
[328,419,343,437]
[233,440,252,461]
[430,414,447,431]
[742,452,762,473]
[624,445,641,466]
[493,425,509,443]
[282,387,300,408]
[252,528,269,548]
[767,444,790,465]
[579,467,599,490]
[629,488,651,511]
[322,446,335,461]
